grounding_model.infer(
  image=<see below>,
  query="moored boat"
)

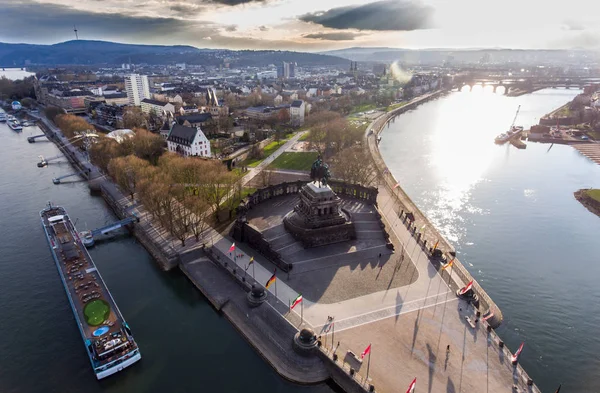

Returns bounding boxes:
[8,119,22,131]
[40,203,141,379]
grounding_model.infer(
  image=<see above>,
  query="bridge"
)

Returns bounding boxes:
[27,134,47,143]
[454,75,599,94]
[52,168,91,184]
[91,215,139,237]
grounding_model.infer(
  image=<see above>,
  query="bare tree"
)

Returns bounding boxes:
[330,145,378,186]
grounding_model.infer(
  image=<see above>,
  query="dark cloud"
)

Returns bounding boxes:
[303,32,362,41]
[210,0,266,5]
[300,0,434,31]
[259,25,269,31]
[169,3,202,16]
[0,2,213,44]
[225,25,238,32]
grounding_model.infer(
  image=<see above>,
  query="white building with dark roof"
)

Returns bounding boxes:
[141,98,175,115]
[290,100,305,126]
[167,124,211,158]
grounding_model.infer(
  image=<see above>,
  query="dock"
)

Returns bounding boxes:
[573,144,600,166]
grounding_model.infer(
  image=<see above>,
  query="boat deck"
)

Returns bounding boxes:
[41,206,139,371]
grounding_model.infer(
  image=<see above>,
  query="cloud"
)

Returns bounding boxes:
[0,1,213,44]
[300,0,434,31]
[169,3,203,16]
[302,32,363,41]
[210,0,267,5]
[562,19,585,31]
[224,25,238,32]
[259,25,269,31]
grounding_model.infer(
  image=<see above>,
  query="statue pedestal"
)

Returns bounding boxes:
[284,182,355,248]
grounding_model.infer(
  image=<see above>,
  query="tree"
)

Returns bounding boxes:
[89,136,121,173]
[119,128,165,165]
[185,195,211,242]
[330,145,378,186]
[21,97,35,108]
[108,155,151,200]
[54,114,94,139]
[123,106,147,129]
[45,106,65,122]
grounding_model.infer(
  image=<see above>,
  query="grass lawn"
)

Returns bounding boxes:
[585,189,600,203]
[268,152,318,171]
[386,101,408,112]
[246,140,286,167]
[299,131,310,141]
[350,103,377,114]
[586,131,600,141]
[84,299,110,326]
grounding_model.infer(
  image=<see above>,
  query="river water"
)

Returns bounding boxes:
[381,87,600,393]
[0,125,334,393]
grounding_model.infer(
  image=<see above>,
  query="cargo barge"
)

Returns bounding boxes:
[40,202,141,379]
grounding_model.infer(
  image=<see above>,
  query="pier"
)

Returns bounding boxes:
[52,168,91,184]
[37,154,62,167]
[91,215,139,237]
[28,134,47,143]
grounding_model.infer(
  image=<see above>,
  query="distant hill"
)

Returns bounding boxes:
[320,47,598,65]
[0,40,348,67]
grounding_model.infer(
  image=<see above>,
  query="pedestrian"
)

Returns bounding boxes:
[446,345,450,353]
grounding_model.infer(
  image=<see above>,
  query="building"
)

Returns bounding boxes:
[277,62,296,79]
[176,113,213,128]
[167,124,211,158]
[125,74,150,106]
[290,100,306,127]
[179,105,199,115]
[103,92,129,106]
[140,98,175,115]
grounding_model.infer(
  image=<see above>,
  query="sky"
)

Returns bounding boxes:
[1,0,600,51]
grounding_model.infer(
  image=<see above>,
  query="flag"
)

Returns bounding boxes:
[291,294,303,310]
[383,168,389,174]
[442,259,454,270]
[459,280,473,295]
[265,269,276,289]
[406,377,416,393]
[325,321,334,333]
[433,240,439,250]
[393,183,400,189]
[511,342,525,363]
[483,310,494,321]
[360,343,371,359]
[228,243,235,253]
[554,384,561,393]
[420,224,426,233]
[248,256,254,265]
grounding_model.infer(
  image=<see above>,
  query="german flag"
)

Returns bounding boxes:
[265,269,276,289]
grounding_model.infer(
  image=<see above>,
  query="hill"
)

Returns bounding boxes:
[320,47,598,65]
[0,40,348,67]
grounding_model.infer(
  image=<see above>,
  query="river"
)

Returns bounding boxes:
[0,124,335,393]
[380,86,600,393]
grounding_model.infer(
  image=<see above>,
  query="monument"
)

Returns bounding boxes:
[283,156,356,248]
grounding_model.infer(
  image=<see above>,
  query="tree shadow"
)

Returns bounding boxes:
[395,291,403,324]
[411,309,421,354]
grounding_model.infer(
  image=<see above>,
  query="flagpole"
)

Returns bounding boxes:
[252,261,255,279]
[365,346,371,385]
[275,275,278,298]
[301,298,304,325]
[331,320,335,350]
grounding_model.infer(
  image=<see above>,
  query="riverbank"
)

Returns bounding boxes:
[34,114,368,392]
[365,90,542,392]
[574,189,600,218]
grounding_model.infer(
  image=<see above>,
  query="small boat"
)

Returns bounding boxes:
[79,230,95,247]
[8,119,23,131]
[0,109,6,122]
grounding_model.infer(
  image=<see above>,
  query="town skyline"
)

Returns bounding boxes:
[1,0,600,51]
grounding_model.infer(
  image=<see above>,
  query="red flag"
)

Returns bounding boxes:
[483,311,494,321]
[393,183,400,189]
[228,243,235,253]
[406,377,416,393]
[459,280,473,295]
[511,342,525,363]
[360,343,371,359]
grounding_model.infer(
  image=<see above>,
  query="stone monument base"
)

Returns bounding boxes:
[283,210,355,248]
